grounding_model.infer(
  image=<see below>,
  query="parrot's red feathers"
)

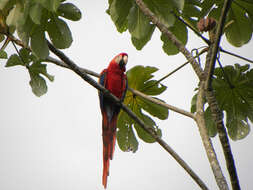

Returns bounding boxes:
[99,53,128,188]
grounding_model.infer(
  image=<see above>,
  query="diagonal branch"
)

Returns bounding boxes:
[129,88,195,119]
[135,1,230,189]
[47,41,209,190]
[135,0,204,80]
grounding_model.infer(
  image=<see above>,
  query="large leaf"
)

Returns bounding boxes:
[117,65,168,152]
[191,63,253,140]
[28,61,54,97]
[225,3,252,47]
[29,71,48,97]
[109,0,133,33]
[47,17,73,49]
[31,27,49,59]
[213,64,253,140]
[117,110,139,153]
[143,0,175,28]
[161,18,188,55]
[6,3,23,27]
[29,3,43,24]
[5,54,24,67]
[128,3,155,50]
[57,3,82,21]
[128,3,154,39]
[35,0,61,12]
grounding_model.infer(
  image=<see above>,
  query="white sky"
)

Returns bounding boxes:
[0,1,253,190]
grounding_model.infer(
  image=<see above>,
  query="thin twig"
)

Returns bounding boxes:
[47,41,209,190]
[220,48,253,64]
[129,88,195,119]
[141,47,208,92]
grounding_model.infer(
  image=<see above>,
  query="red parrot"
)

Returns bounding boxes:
[98,53,128,188]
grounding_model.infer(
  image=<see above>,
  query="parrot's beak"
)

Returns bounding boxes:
[119,55,128,69]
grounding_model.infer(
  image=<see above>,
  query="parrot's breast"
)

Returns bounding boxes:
[106,71,126,99]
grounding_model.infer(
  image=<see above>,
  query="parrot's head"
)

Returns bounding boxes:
[109,52,128,72]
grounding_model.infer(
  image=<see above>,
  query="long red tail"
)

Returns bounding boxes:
[102,112,118,188]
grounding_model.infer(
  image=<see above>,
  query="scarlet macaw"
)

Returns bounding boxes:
[98,53,128,188]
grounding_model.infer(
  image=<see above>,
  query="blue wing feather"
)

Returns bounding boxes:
[99,70,107,110]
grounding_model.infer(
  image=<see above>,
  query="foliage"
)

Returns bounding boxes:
[191,64,253,140]
[107,0,253,54]
[0,0,81,96]
[117,65,168,152]
[0,0,81,59]
[5,48,54,97]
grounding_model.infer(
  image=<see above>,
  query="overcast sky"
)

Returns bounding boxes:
[0,1,253,190]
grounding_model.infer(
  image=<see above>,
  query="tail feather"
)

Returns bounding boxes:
[102,112,118,188]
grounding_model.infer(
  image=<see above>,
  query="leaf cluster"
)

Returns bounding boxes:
[117,65,168,152]
[5,48,54,97]
[191,64,253,140]
[0,0,81,59]
[107,0,253,55]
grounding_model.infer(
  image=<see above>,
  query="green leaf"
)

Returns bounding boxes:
[143,0,175,28]
[212,64,253,140]
[134,111,161,143]
[0,35,5,43]
[225,3,252,47]
[141,80,166,95]
[29,71,48,97]
[190,93,197,113]
[0,50,7,59]
[127,3,155,50]
[172,0,184,10]
[47,17,73,49]
[226,111,250,141]
[138,97,168,120]
[204,107,217,137]
[117,111,139,152]
[117,65,168,148]
[35,0,61,12]
[161,18,188,55]
[19,48,31,64]
[29,61,54,82]
[127,65,158,90]
[31,27,49,59]
[57,3,82,21]
[5,54,24,67]
[6,3,23,27]
[29,3,43,24]
[17,16,35,47]
[128,3,154,39]
[109,0,133,33]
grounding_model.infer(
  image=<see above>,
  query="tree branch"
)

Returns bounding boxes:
[129,88,195,119]
[135,0,204,80]
[220,48,253,64]
[46,41,209,190]
[205,0,233,90]
[203,0,241,189]
[196,82,229,190]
